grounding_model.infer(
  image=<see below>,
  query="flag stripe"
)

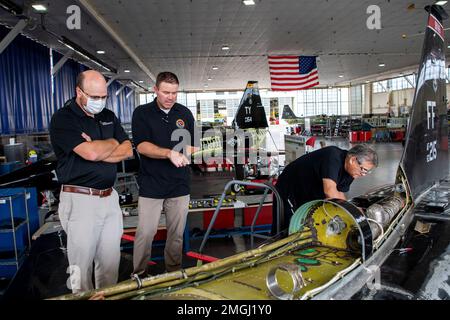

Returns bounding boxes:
[269,66,301,70]
[271,77,319,85]
[271,81,319,91]
[268,55,298,60]
[268,55,319,90]
[268,60,299,65]
[269,65,299,69]
[271,77,319,87]
[271,77,319,86]
[270,71,303,75]
[271,70,318,80]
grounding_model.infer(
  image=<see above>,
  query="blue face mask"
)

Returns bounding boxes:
[84,97,107,115]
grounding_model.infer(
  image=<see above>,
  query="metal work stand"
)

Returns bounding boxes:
[197,180,284,255]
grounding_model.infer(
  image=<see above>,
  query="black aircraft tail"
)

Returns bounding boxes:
[398,5,449,202]
[233,81,269,129]
[281,105,300,120]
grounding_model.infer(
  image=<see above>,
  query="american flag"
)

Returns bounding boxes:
[268,55,319,91]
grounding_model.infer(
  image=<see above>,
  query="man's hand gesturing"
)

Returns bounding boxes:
[168,150,190,168]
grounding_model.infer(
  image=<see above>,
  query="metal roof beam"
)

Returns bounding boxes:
[52,52,73,76]
[78,0,156,83]
[0,19,27,55]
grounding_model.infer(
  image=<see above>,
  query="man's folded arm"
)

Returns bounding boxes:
[102,140,133,163]
[73,138,119,162]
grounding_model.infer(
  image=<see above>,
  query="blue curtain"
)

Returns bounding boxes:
[107,81,134,124]
[49,55,134,124]
[0,25,52,134]
[52,51,87,110]
[53,71,135,124]
[0,25,134,134]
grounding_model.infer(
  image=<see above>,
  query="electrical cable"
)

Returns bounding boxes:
[366,218,385,243]
[322,202,335,219]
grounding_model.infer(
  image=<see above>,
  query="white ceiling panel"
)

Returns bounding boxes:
[0,0,448,91]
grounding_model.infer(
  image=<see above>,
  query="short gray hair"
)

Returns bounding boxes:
[348,144,378,167]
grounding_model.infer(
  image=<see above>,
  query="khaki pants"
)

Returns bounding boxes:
[58,189,123,293]
[133,195,190,275]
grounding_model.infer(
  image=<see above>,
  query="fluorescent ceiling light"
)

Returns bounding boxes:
[139,80,144,83]
[212,66,219,70]
[243,0,255,5]
[208,78,212,81]
[338,75,344,78]
[32,4,47,12]
[221,45,230,50]
[435,1,447,6]
[96,50,105,54]
[57,36,117,73]
[124,70,130,73]
[378,63,385,67]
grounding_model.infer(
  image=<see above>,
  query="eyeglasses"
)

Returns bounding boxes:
[356,159,373,175]
[80,89,108,101]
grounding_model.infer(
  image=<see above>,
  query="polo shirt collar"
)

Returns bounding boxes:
[68,98,87,118]
[151,98,180,114]
[340,150,352,180]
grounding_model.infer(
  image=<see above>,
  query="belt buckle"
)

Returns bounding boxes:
[100,189,108,197]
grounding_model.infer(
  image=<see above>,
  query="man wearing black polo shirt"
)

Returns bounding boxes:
[50,70,132,293]
[272,144,378,235]
[132,72,198,275]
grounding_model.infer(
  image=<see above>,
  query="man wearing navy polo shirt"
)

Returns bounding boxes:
[50,70,133,293]
[272,144,378,236]
[132,72,198,275]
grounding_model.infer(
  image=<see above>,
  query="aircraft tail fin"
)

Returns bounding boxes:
[281,105,299,120]
[233,81,269,129]
[398,4,449,202]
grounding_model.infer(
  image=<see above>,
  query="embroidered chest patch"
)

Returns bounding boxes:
[176,119,185,128]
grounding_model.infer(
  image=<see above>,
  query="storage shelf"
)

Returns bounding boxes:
[0,193,26,201]
[0,260,19,266]
[0,220,27,233]
[0,190,31,278]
